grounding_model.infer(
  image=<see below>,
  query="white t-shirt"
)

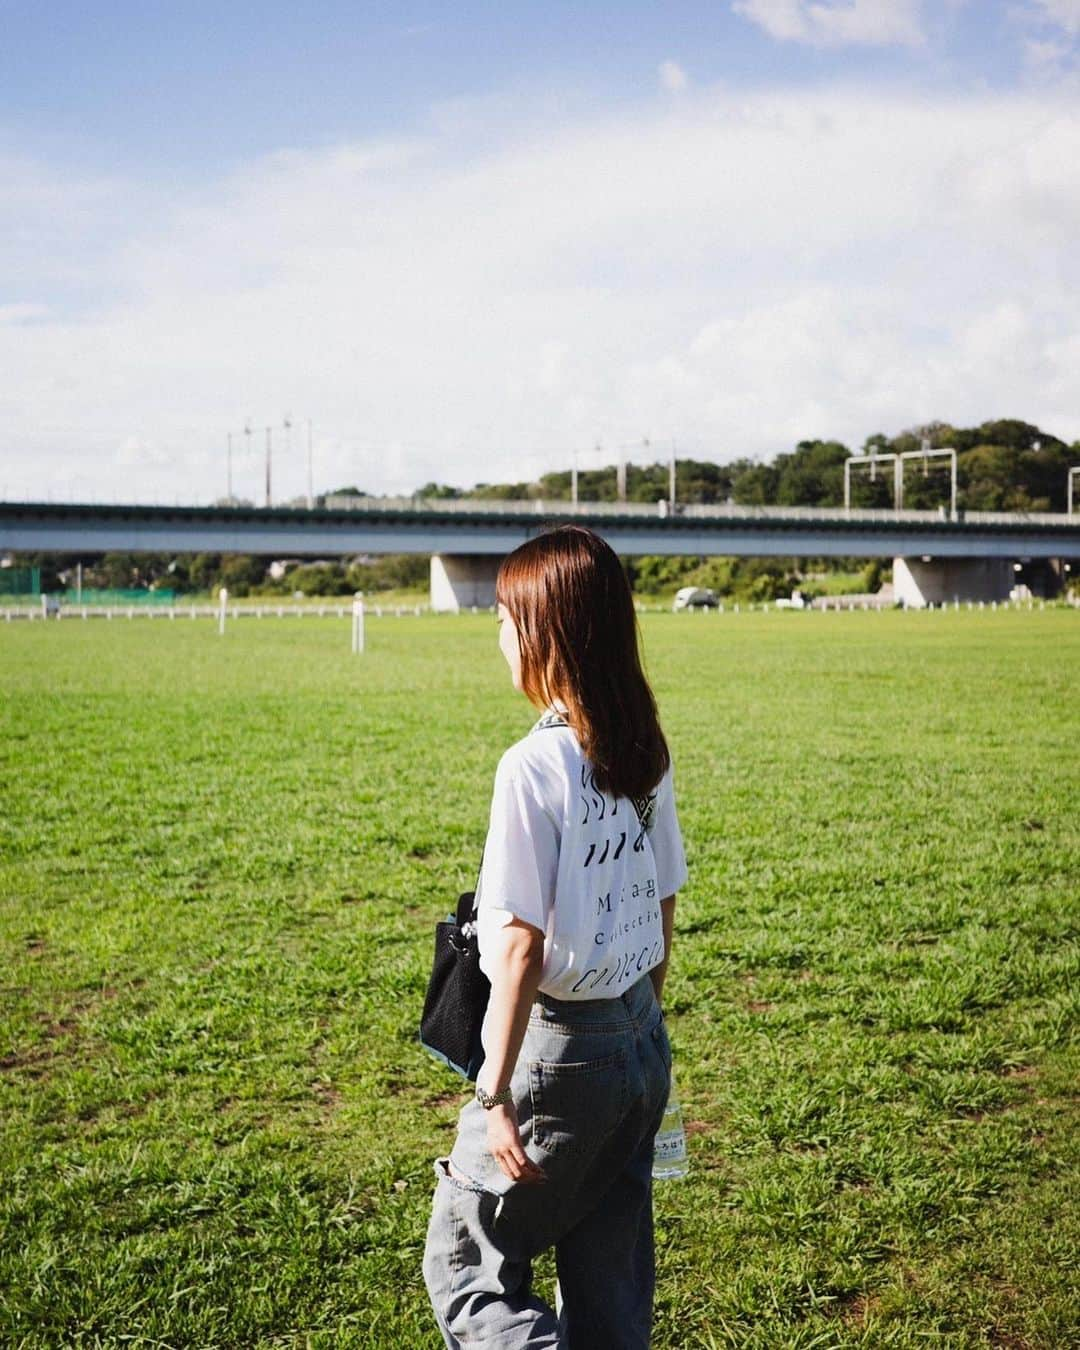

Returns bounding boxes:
[476,711,688,1001]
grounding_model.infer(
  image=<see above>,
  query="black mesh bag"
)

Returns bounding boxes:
[419,888,491,1081]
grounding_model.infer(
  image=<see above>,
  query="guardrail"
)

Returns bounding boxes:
[321,495,1072,528]
[2,496,1075,529]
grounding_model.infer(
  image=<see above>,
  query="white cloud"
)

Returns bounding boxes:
[1024,36,1069,69]
[0,303,49,324]
[732,0,925,47]
[114,436,174,468]
[659,59,689,92]
[1,82,1079,504]
[1028,0,1080,35]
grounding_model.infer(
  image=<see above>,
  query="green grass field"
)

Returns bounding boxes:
[2,610,1077,1348]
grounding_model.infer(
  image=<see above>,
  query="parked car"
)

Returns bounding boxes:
[673,586,718,611]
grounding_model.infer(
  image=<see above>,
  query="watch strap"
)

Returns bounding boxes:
[476,1084,513,1109]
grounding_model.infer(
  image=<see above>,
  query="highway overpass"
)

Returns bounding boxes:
[3,497,1078,609]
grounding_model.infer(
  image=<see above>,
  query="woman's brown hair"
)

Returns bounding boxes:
[496,525,670,800]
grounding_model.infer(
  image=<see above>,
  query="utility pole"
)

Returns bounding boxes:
[244,422,253,499]
[571,446,578,507]
[283,415,293,505]
[669,439,676,511]
[264,426,272,507]
[306,420,314,509]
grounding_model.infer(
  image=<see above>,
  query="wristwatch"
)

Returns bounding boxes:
[475,1083,513,1110]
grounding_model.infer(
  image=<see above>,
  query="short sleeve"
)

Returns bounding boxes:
[648,767,688,898]
[476,749,560,937]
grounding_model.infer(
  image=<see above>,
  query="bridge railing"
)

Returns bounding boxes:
[2,494,1073,529]
[321,495,1071,528]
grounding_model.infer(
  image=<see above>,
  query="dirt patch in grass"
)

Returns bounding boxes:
[423,1090,463,1110]
[838,1289,882,1325]
[116,1095,158,1119]
[312,1080,343,1113]
[33,1011,80,1039]
[1,1008,90,1078]
[988,1331,1033,1349]
[0,1045,54,1077]
[984,1279,1035,1350]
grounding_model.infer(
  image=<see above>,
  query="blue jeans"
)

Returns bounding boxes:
[422,975,672,1348]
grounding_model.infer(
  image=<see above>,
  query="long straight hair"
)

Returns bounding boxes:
[496,525,670,800]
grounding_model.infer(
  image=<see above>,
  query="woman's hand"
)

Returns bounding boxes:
[485,1100,546,1184]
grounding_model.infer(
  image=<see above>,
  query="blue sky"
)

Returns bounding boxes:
[2,0,1079,503]
[0,1,1034,172]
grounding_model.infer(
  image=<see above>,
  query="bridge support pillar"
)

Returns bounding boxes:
[431,554,501,612]
[893,556,1012,607]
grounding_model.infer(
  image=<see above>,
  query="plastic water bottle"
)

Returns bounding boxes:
[652,1073,689,1181]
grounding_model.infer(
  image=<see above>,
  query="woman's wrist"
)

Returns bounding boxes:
[476,1062,512,1094]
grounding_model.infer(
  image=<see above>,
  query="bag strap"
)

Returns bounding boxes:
[456,887,479,927]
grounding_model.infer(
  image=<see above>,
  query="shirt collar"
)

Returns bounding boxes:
[531,705,569,733]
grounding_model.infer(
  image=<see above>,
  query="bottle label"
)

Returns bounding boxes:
[654,1131,686,1161]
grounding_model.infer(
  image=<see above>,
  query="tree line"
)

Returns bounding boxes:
[21,551,430,599]
[410,418,1080,513]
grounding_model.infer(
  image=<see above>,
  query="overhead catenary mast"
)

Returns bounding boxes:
[244,422,253,500]
[264,426,272,507]
[283,414,292,504]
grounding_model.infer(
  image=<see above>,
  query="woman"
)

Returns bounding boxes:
[423,525,687,1349]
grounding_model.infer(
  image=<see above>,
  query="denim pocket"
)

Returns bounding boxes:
[528,1050,629,1155]
[436,1156,487,1194]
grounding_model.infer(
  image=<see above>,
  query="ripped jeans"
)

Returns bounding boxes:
[422,975,671,1349]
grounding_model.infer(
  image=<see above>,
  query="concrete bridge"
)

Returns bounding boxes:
[3,497,1078,609]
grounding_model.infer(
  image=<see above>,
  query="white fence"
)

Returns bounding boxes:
[3,596,1074,623]
[1,601,430,622]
